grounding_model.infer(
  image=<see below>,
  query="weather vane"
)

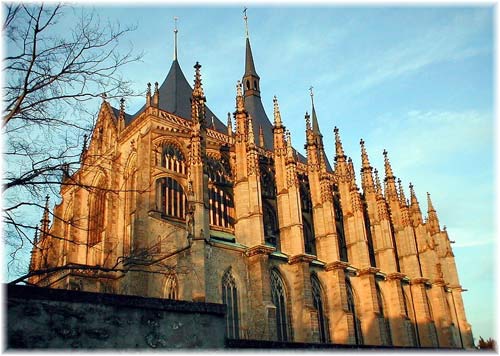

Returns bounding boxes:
[243,7,249,38]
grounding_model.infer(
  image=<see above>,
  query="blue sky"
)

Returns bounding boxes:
[4,4,495,343]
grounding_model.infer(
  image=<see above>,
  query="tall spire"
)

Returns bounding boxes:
[273,96,282,128]
[360,139,375,193]
[243,8,260,94]
[427,192,436,212]
[309,86,321,136]
[409,182,423,226]
[173,17,179,61]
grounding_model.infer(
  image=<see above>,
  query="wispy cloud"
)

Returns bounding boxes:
[340,10,491,94]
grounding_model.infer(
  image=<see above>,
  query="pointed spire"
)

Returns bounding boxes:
[146,82,152,107]
[398,178,407,206]
[409,182,419,206]
[334,126,345,159]
[258,125,265,148]
[426,192,440,234]
[242,7,260,95]
[192,62,205,99]
[40,195,50,233]
[360,139,372,169]
[383,149,394,179]
[273,95,282,128]
[285,129,295,161]
[173,16,179,61]
[427,192,436,212]
[227,112,233,136]
[309,86,321,136]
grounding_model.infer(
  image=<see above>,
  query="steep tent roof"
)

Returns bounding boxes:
[126,59,226,132]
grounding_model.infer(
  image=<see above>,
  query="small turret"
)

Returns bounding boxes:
[383,149,398,200]
[334,126,346,161]
[227,112,233,137]
[397,178,407,207]
[427,192,440,234]
[273,95,282,128]
[146,83,152,107]
[409,182,423,226]
[153,82,159,107]
[360,139,375,193]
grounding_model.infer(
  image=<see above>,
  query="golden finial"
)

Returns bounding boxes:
[243,7,249,38]
[173,16,179,61]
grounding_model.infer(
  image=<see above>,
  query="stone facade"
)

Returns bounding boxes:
[27,18,473,349]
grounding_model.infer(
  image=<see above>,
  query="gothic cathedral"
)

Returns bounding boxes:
[28,15,473,348]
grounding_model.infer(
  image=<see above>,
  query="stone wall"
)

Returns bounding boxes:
[6,284,226,349]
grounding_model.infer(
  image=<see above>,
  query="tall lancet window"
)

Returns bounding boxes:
[299,173,316,255]
[260,159,279,247]
[270,269,290,342]
[376,279,393,345]
[311,275,329,343]
[401,282,418,347]
[345,276,363,345]
[206,156,234,230]
[157,177,187,220]
[333,185,348,261]
[164,273,178,300]
[222,268,239,339]
[88,177,106,246]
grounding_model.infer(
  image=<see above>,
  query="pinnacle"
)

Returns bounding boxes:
[273,95,282,127]
[334,126,345,158]
[383,149,394,179]
[360,138,371,169]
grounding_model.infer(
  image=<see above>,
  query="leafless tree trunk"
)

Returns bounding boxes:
[2,3,142,277]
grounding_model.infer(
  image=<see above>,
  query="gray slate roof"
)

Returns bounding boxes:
[125,59,226,132]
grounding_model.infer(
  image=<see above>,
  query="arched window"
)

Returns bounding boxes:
[206,156,234,230]
[270,269,290,341]
[345,276,363,345]
[376,280,393,345]
[311,275,329,343]
[303,219,316,255]
[161,143,186,175]
[333,185,348,262]
[164,273,178,300]
[401,282,418,347]
[157,177,187,220]
[299,174,316,255]
[263,202,279,246]
[246,80,250,90]
[124,167,137,256]
[222,269,239,339]
[88,178,106,246]
[254,80,258,91]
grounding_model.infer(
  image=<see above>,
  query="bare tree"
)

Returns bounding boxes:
[2,3,142,278]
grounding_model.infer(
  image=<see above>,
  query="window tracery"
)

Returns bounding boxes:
[345,276,363,345]
[164,273,178,300]
[157,177,187,220]
[311,275,329,343]
[88,177,106,246]
[222,268,239,339]
[206,155,234,230]
[270,269,290,342]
